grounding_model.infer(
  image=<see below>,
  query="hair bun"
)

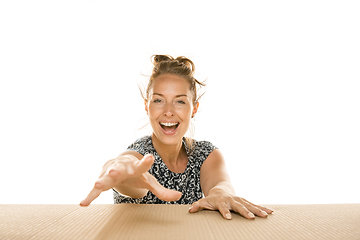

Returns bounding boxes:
[176,56,195,73]
[152,55,195,74]
[152,55,174,65]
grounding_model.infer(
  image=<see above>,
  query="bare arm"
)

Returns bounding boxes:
[189,149,273,220]
[199,149,235,196]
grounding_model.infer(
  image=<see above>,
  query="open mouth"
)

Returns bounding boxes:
[159,122,180,134]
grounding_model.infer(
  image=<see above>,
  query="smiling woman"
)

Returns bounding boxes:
[141,55,206,152]
[80,55,273,220]
[146,74,197,152]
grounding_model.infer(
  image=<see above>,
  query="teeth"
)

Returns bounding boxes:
[160,122,178,127]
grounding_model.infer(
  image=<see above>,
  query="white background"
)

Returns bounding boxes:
[1,0,359,205]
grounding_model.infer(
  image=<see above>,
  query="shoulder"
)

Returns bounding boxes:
[196,139,217,148]
[193,139,217,153]
[188,139,218,162]
[126,135,153,155]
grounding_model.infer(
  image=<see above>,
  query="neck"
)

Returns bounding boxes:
[151,133,184,165]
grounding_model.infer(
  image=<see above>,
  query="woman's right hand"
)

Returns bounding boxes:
[80,154,182,206]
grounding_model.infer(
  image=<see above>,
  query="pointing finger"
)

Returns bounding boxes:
[80,184,102,207]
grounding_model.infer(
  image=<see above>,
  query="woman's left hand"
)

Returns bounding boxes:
[188,188,273,220]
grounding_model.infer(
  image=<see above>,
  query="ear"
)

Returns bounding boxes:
[192,102,199,118]
[144,100,149,115]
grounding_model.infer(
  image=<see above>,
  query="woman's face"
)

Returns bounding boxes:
[145,74,198,146]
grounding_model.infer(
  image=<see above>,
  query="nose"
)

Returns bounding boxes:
[163,102,174,117]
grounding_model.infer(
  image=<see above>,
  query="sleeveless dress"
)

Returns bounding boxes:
[113,135,217,204]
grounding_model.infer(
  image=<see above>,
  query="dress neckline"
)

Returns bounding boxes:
[149,135,192,174]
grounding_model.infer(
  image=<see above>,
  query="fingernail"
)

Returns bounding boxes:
[248,212,255,218]
[188,206,193,211]
[264,207,273,213]
[226,213,232,220]
[261,210,268,216]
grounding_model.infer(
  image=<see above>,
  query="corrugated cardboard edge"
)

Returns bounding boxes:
[1,204,360,240]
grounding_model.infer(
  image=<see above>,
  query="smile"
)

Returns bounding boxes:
[159,122,180,135]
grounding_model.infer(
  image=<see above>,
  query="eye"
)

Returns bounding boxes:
[153,99,163,103]
[177,100,186,104]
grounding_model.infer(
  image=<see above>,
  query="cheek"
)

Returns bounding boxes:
[148,105,161,118]
[175,107,192,120]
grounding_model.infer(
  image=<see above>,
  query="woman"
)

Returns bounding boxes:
[80,55,273,220]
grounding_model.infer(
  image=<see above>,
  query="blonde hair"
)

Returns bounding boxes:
[141,55,206,153]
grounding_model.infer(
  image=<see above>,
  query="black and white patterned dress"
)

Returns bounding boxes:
[113,135,217,204]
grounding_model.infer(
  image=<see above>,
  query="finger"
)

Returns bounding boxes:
[80,184,102,207]
[230,199,256,219]
[217,201,232,220]
[80,172,119,207]
[239,197,273,215]
[190,198,232,220]
[116,154,154,178]
[262,207,274,214]
[135,154,155,174]
[189,198,215,213]
[108,159,129,177]
[145,173,182,202]
[108,163,126,180]
[107,156,144,182]
[245,205,268,218]
[254,204,274,214]
[233,197,268,218]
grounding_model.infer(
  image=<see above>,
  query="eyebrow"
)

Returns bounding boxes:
[153,93,188,98]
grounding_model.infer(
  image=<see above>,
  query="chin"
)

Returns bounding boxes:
[154,132,183,146]
[153,128,186,147]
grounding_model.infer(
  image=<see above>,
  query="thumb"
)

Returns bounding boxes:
[145,173,182,202]
[137,154,182,202]
[135,154,155,174]
[189,198,214,213]
[189,199,202,213]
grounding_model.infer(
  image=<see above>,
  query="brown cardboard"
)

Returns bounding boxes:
[1,203,359,240]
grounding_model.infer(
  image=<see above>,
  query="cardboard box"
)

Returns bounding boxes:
[1,203,359,239]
